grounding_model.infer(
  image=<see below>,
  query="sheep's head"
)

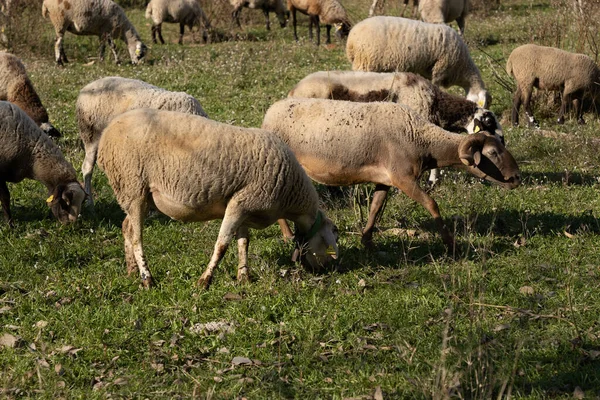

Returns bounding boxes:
[468,109,504,145]
[47,182,86,224]
[276,9,288,28]
[129,41,147,65]
[293,210,339,271]
[458,132,521,189]
[39,122,61,138]
[335,22,351,40]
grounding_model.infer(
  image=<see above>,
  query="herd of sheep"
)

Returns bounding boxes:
[1,0,598,289]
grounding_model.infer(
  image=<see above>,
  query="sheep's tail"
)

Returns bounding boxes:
[41,2,49,19]
[505,56,513,77]
[144,3,152,19]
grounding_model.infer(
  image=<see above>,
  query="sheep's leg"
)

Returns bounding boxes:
[236,226,250,283]
[277,219,295,241]
[197,204,246,289]
[82,144,98,207]
[178,23,185,45]
[292,9,299,41]
[456,16,465,35]
[308,16,314,41]
[232,8,242,29]
[511,87,522,126]
[151,25,158,44]
[369,0,383,17]
[263,10,271,30]
[311,16,320,45]
[393,177,454,249]
[362,184,390,248]
[522,85,538,127]
[98,35,106,62]
[326,24,331,44]
[573,95,585,124]
[557,91,571,124]
[157,24,165,44]
[107,36,120,64]
[0,181,14,228]
[427,168,440,187]
[54,33,68,65]
[122,203,152,288]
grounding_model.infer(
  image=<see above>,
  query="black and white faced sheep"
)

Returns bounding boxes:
[0,52,60,137]
[262,98,521,249]
[229,0,288,31]
[97,108,339,289]
[418,0,469,35]
[507,43,600,127]
[145,0,211,45]
[346,16,490,108]
[288,0,351,46]
[42,0,147,65]
[76,76,208,207]
[0,101,85,226]
[288,70,504,185]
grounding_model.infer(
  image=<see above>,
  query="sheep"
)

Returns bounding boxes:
[287,70,504,185]
[145,0,211,45]
[76,76,208,207]
[288,0,351,46]
[41,0,147,65]
[262,98,521,248]
[368,0,419,18]
[0,101,85,227]
[0,52,60,137]
[506,43,600,127]
[346,16,490,108]
[97,108,339,289]
[229,0,288,31]
[418,0,469,35]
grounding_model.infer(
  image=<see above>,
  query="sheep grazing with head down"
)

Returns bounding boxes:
[76,76,208,207]
[0,101,85,227]
[0,52,60,138]
[145,0,211,45]
[262,98,521,248]
[507,43,600,127]
[288,0,351,46]
[97,108,339,289]
[418,0,470,35]
[229,0,288,31]
[288,70,504,185]
[346,16,490,108]
[42,0,147,65]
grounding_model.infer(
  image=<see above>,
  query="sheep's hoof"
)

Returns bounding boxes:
[141,276,153,289]
[578,118,586,125]
[361,234,375,249]
[556,117,565,125]
[197,274,212,290]
[237,267,250,283]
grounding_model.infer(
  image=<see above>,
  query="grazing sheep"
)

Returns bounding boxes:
[418,0,469,35]
[76,76,208,207]
[0,52,60,137]
[346,16,490,108]
[288,0,351,46]
[506,43,600,126]
[97,108,339,289]
[0,101,85,226]
[262,98,521,248]
[145,0,211,45]
[288,70,504,185]
[229,0,288,30]
[42,0,147,65]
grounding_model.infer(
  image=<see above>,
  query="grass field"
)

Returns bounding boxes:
[1,0,600,398]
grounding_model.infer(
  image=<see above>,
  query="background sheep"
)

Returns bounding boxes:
[76,76,208,206]
[418,0,470,35]
[0,52,60,137]
[0,101,85,226]
[368,0,419,18]
[506,43,600,126]
[97,108,339,289]
[288,70,504,185]
[145,0,210,45]
[262,98,520,248]
[288,0,351,46]
[42,0,147,65]
[229,0,288,31]
[346,16,490,108]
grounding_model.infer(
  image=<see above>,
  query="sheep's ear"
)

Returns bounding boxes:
[459,134,486,166]
[62,187,74,206]
[473,150,482,166]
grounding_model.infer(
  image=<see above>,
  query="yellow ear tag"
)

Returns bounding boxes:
[326,245,336,255]
[477,99,485,107]
[46,195,54,204]
[473,125,480,133]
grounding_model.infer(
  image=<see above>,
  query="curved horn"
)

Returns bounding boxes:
[458,133,486,166]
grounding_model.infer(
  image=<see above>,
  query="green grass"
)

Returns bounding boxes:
[1,0,600,398]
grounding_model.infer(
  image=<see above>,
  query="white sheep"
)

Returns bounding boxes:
[262,98,521,248]
[42,0,147,65]
[0,52,60,137]
[346,16,490,108]
[506,43,600,126]
[0,101,85,226]
[76,76,208,207]
[418,0,469,35]
[145,0,211,45]
[97,108,339,289]
[229,0,288,31]
[288,70,504,185]
[288,0,351,46]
